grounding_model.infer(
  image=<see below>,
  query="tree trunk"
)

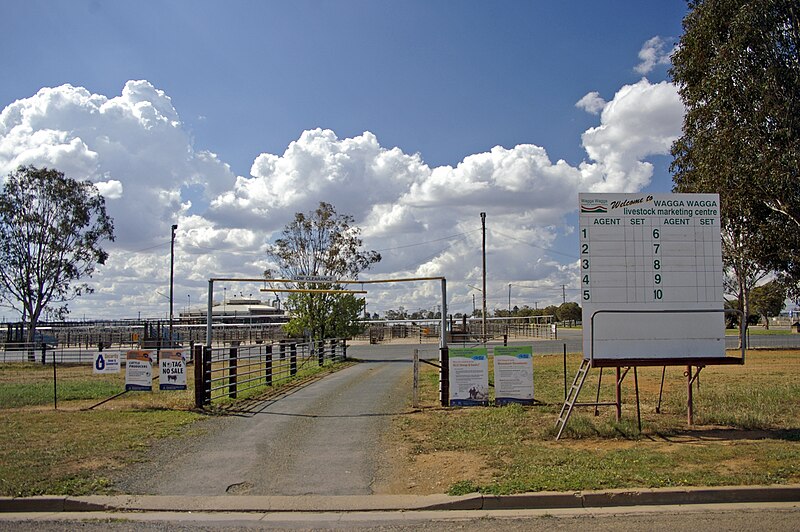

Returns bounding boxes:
[741,284,751,350]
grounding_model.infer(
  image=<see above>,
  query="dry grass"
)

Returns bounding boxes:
[375,349,800,495]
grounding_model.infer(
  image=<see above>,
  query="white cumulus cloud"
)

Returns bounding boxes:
[635,36,675,75]
[575,91,607,115]
[579,78,684,192]
[0,81,237,248]
[0,74,685,319]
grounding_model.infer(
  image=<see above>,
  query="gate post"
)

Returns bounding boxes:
[331,339,338,363]
[317,339,324,366]
[193,343,205,408]
[265,344,273,386]
[440,346,449,407]
[290,343,297,376]
[229,341,239,399]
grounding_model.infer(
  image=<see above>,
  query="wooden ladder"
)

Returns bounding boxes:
[555,357,591,440]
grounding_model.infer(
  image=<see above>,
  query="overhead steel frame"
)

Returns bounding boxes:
[205,276,450,405]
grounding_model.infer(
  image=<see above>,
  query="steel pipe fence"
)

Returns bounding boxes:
[195,338,348,406]
[0,342,139,364]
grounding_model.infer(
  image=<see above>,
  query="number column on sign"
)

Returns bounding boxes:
[651,226,663,302]
[583,222,627,304]
[580,225,590,302]
[659,224,699,303]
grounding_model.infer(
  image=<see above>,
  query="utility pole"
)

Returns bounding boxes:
[562,284,566,304]
[481,212,487,341]
[169,224,177,347]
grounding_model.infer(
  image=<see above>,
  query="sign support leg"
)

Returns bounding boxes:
[615,367,622,422]
[686,365,693,425]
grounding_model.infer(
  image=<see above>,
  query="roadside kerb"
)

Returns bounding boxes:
[481,485,800,510]
[2,485,799,514]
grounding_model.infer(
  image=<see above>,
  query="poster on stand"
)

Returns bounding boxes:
[159,350,187,390]
[448,347,489,406]
[125,350,153,391]
[493,346,534,405]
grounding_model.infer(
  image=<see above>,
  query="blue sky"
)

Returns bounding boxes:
[0,1,688,320]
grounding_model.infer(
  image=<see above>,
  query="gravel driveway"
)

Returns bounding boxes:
[114,343,437,496]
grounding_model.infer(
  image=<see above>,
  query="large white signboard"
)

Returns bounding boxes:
[579,193,725,360]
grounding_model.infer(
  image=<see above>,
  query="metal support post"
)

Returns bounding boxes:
[193,343,204,408]
[206,279,214,347]
[686,365,693,425]
[615,367,622,421]
[265,345,272,386]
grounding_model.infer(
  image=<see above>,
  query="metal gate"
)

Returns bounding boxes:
[194,338,348,406]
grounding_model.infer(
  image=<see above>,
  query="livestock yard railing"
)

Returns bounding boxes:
[194,338,348,407]
[354,318,557,344]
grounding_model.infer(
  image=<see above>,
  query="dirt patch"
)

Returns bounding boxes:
[373,441,496,495]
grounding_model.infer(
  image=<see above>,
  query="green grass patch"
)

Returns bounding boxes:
[726,328,792,335]
[0,354,354,496]
[0,409,202,497]
[0,380,122,408]
[0,363,128,409]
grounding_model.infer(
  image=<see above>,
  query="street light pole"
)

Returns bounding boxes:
[480,212,487,341]
[169,224,177,346]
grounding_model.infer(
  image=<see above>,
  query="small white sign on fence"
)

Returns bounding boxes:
[93,352,120,374]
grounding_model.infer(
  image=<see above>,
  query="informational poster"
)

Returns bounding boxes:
[493,346,534,405]
[159,349,187,391]
[125,350,153,391]
[93,351,120,374]
[579,193,725,360]
[448,347,489,406]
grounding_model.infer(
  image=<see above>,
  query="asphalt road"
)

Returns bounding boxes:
[2,504,799,531]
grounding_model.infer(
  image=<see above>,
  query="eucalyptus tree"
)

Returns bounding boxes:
[671,0,800,342]
[0,166,115,343]
[266,202,380,340]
